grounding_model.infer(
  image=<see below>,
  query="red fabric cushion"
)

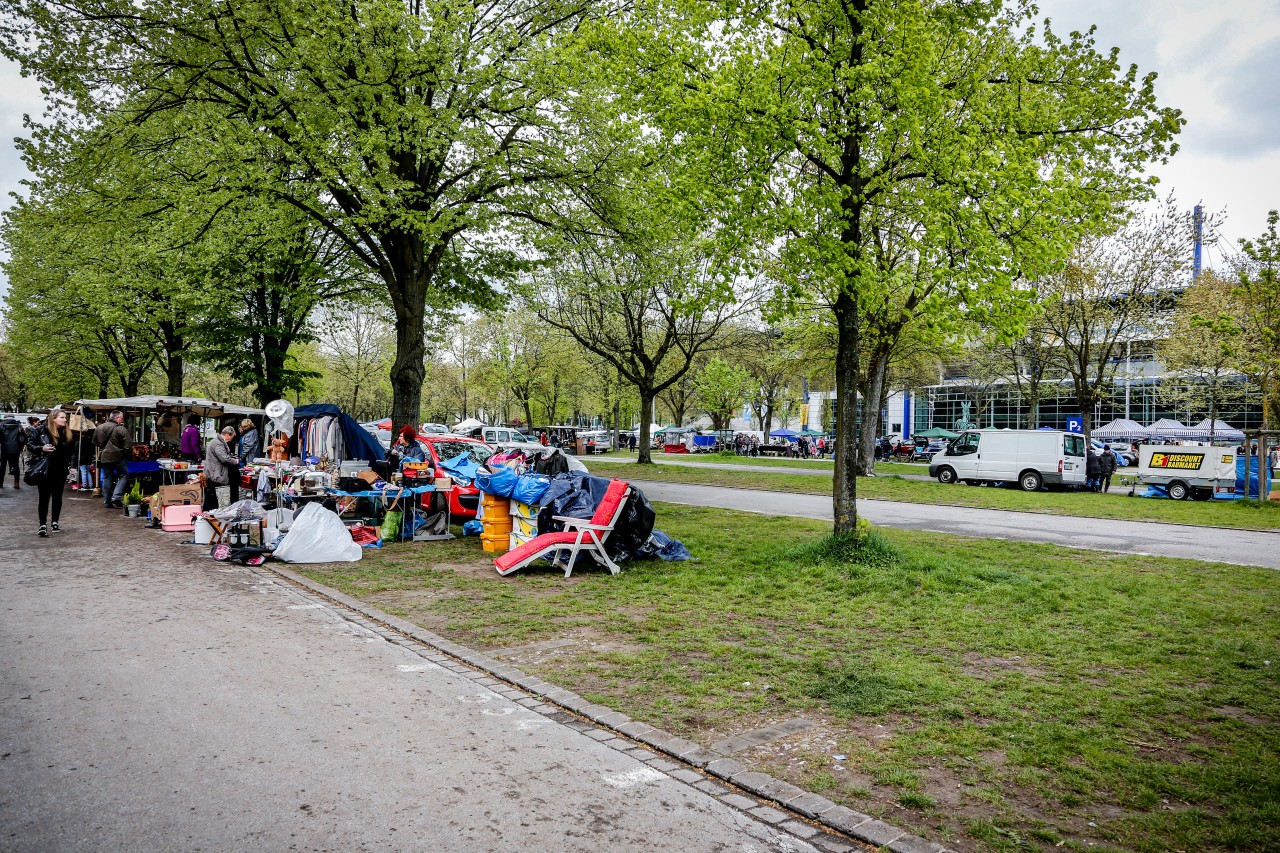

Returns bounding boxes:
[494,531,578,572]
[590,479,629,526]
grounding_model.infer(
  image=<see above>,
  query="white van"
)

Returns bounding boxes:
[482,426,525,445]
[928,429,1086,491]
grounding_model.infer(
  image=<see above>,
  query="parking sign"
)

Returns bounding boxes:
[1066,416,1083,433]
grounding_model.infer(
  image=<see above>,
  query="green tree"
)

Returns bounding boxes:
[694,357,754,431]
[632,0,1181,534]
[1236,211,1280,428]
[1041,200,1191,441]
[1156,271,1246,435]
[0,0,627,427]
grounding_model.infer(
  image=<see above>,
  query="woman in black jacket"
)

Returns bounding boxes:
[28,409,73,536]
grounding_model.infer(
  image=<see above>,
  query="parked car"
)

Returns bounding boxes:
[490,441,589,473]
[420,422,449,435]
[1105,442,1136,466]
[360,422,392,451]
[420,435,494,520]
[580,430,613,454]
[930,429,1086,491]
[481,425,526,445]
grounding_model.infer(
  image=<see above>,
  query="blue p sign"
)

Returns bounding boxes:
[1066,417,1083,434]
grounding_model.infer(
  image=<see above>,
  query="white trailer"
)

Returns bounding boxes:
[1134,445,1238,501]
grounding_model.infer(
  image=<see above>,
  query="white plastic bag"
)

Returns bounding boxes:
[272,503,362,563]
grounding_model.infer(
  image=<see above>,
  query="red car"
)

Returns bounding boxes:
[420,435,494,520]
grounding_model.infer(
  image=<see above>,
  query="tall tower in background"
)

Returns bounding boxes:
[1193,204,1204,281]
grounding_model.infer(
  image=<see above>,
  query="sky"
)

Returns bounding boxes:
[0,0,1277,299]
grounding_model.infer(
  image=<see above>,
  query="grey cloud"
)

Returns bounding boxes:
[1198,36,1280,156]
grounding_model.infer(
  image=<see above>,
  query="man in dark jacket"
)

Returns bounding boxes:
[1098,447,1117,493]
[1085,449,1102,493]
[94,410,132,508]
[0,414,24,488]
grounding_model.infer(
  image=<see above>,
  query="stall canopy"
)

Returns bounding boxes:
[769,428,798,439]
[74,395,256,417]
[1144,418,1199,440]
[655,425,690,434]
[914,427,960,439]
[1188,418,1246,442]
[292,404,385,464]
[1092,418,1149,441]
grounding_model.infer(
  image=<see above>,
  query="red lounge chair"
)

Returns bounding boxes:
[493,479,632,577]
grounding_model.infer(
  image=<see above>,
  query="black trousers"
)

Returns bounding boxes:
[38,478,64,525]
[0,451,17,482]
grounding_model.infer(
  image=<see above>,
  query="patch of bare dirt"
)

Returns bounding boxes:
[961,653,1047,679]
[1212,705,1273,727]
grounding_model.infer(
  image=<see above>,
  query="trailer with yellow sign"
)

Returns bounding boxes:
[1134,444,1239,501]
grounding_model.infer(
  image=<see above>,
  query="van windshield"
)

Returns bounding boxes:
[1065,435,1084,457]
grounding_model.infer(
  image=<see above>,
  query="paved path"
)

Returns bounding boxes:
[629,480,1280,569]
[0,485,877,853]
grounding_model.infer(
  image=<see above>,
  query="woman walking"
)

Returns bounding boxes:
[28,409,73,536]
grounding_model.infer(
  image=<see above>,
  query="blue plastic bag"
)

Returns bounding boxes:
[461,519,484,536]
[510,473,551,505]
[475,464,517,497]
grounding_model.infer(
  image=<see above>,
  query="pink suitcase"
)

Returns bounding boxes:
[162,504,202,532]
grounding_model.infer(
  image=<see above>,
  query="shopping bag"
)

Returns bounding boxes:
[379,488,405,541]
[380,510,402,541]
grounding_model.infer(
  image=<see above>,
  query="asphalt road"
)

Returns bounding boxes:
[628,480,1280,570]
[0,485,836,853]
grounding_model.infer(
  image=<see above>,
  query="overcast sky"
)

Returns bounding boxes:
[1,0,1277,299]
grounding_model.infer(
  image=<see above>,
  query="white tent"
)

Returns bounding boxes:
[1143,418,1200,440]
[1092,418,1149,441]
[452,417,485,434]
[1188,418,1245,442]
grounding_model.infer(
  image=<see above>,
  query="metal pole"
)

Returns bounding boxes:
[1125,340,1131,420]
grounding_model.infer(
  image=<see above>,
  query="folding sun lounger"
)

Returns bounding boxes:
[493,479,632,577]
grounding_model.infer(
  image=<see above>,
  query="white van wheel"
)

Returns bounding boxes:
[937,466,957,484]
[1168,481,1189,501]
[1019,471,1042,492]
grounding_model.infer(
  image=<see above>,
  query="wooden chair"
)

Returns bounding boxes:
[493,479,632,577]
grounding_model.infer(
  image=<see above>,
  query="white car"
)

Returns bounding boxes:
[490,441,589,473]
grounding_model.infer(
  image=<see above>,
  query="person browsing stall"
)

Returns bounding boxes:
[28,409,73,536]
[203,426,239,511]
[179,415,203,463]
[237,418,260,466]
[93,410,132,509]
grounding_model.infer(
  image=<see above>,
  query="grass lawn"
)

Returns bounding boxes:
[582,459,1280,531]
[598,450,923,477]
[295,507,1280,853]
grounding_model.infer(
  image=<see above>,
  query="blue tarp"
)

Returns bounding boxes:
[437,452,481,484]
[1237,456,1274,499]
[293,404,386,465]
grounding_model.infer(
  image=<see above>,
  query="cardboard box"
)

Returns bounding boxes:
[158,483,203,507]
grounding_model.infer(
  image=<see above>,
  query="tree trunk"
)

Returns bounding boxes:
[165,352,183,396]
[855,350,889,476]
[637,392,655,464]
[389,286,427,430]
[258,341,289,406]
[833,292,859,535]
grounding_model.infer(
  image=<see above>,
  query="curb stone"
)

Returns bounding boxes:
[266,564,959,853]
